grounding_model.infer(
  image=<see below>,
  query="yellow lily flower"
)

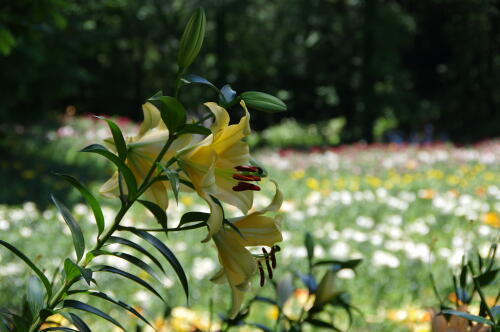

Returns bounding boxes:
[100,102,191,209]
[178,101,259,240]
[210,181,283,318]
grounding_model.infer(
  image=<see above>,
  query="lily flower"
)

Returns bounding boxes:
[178,101,260,240]
[210,181,283,318]
[100,102,191,209]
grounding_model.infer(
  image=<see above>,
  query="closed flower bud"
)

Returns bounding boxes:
[177,8,206,69]
[241,91,287,113]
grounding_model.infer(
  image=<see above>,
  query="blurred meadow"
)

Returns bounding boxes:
[1,1,500,331]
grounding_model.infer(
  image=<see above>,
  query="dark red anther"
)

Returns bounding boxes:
[258,261,265,287]
[235,165,260,172]
[232,182,261,192]
[232,174,261,182]
[262,248,273,279]
[270,247,277,269]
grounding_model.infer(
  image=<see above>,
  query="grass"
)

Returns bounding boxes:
[0,117,499,331]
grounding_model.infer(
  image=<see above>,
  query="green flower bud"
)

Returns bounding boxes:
[177,8,206,70]
[241,91,287,112]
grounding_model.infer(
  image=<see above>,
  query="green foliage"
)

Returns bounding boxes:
[251,117,346,148]
[1,0,499,142]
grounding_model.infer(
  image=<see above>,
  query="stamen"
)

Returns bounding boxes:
[257,261,265,287]
[232,182,261,192]
[232,174,261,182]
[270,246,277,269]
[235,165,259,172]
[262,248,273,279]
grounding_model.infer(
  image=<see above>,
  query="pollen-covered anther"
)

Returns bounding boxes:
[232,174,261,181]
[258,260,265,287]
[232,182,261,192]
[234,165,261,173]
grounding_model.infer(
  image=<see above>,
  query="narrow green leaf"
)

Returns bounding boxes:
[138,199,168,231]
[107,236,165,274]
[64,259,92,286]
[0,240,52,298]
[460,262,468,289]
[68,313,91,332]
[27,275,45,316]
[52,195,85,263]
[41,328,79,332]
[56,174,105,235]
[177,123,211,136]
[92,250,161,281]
[177,8,206,69]
[313,259,363,271]
[68,290,154,329]
[62,299,125,330]
[148,96,186,133]
[163,168,180,204]
[81,144,137,198]
[96,116,128,161]
[441,310,494,326]
[126,229,189,302]
[181,74,219,92]
[476,269,499,287]
[241,91,287,112]
[92,265,166,303]
[178,212,210,228]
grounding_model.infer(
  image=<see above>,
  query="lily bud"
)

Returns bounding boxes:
[241,91,287,113]
[177,8,206,70]
[313,269,336,307]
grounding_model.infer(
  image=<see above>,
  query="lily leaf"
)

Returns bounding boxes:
[68,313,91,332]
[0,240,52,298]
[68,290,154,329]
[126,228,189,302]
[96,116,128,161]
[148,96,186,133]
[27,275,45,317]
[138,199,168,232]
[107,236,165,274]
[52,195,85,263]
[64,259,92,286]
[92,250,161,281]
[219,84,237,105]
[62,299,125,331]
[181,74,219,92]
[92,265,166,303]
[441,310,495,326]
[56,174,105,235]
[178,212,210,228]
[81,144,137,198]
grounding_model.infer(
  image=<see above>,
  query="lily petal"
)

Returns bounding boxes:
[233,215,283,247]
[139,102,162,136]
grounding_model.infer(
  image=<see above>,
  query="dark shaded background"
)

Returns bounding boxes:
[1,0,500,143]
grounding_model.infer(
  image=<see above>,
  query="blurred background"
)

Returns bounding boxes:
[0,1,499,331]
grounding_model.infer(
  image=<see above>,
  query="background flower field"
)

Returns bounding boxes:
[0,116,498,331]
